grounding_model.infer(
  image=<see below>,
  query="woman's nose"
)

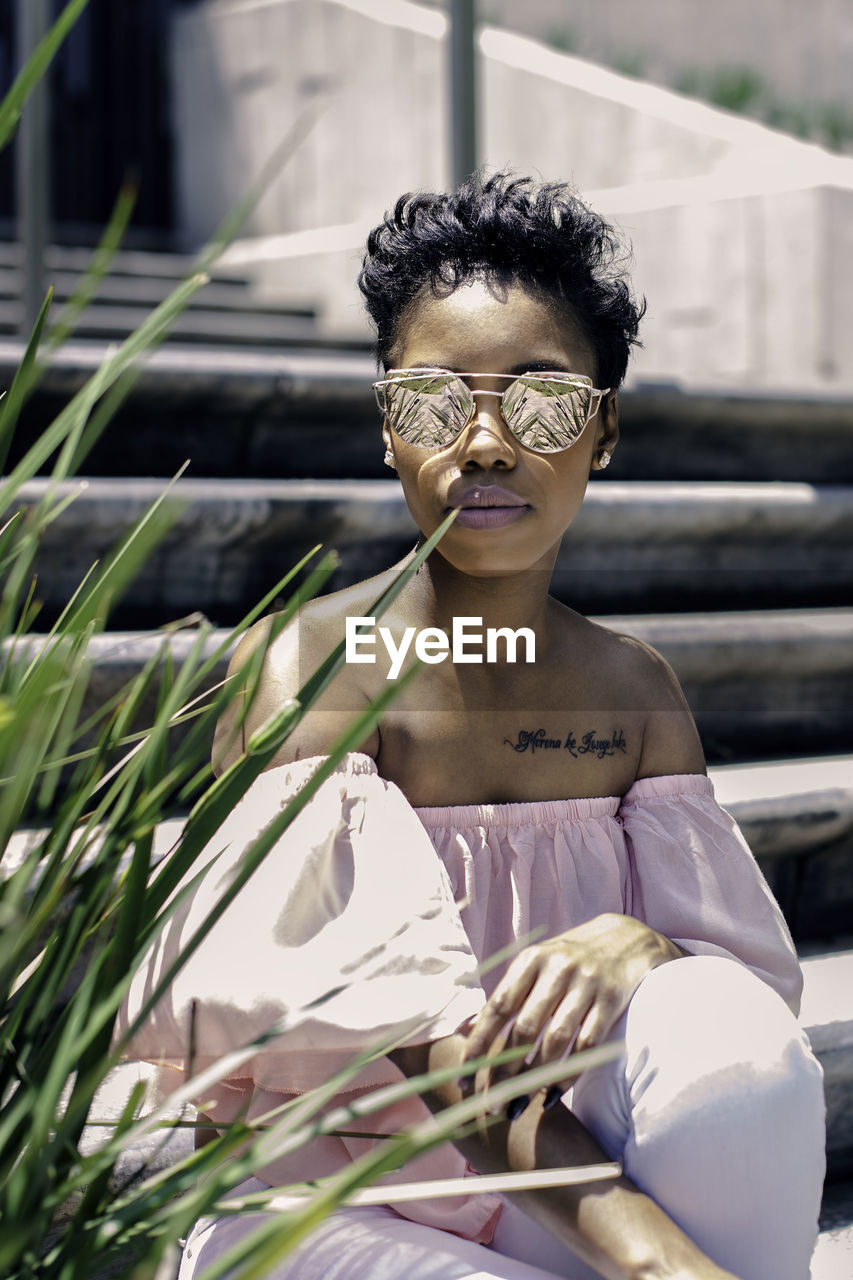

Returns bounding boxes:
[456,394,517,469]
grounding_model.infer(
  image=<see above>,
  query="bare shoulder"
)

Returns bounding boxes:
[212,570,400,774]
[571,613,707,781]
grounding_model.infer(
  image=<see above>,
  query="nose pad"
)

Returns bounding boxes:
[456,394,517,468]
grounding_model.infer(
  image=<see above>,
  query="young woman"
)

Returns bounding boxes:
[125,174,825,1280]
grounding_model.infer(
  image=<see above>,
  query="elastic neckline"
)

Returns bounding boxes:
[414,773,714,829]
[414,794,621,829]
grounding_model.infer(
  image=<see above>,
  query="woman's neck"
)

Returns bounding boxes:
[409,550,554,645]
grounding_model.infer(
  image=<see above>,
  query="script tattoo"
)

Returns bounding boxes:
[504,727,627,759]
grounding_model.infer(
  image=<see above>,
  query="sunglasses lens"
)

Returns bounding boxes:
[382,373,470,447]
[502,376,594,452]
[377,372,598,453]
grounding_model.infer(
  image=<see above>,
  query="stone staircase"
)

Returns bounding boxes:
[0,243,358,348]
[2,257,852,1269]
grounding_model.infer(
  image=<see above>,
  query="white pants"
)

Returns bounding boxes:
[179,957,826,1280]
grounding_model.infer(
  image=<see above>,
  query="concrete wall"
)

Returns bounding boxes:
[171,0,449,244]
[175,0,853,391]
[592,182,853,390]
[172,0,793,245]
[422,0,853,111]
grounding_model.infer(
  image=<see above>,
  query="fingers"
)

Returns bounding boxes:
[463,951,595,1090]
[461,934,636,1104]
[502,973,570,1075]
[537,989,591,1064]
[497,983,590,1085]
[572,990,624,1055]
[465,977,624,1100]
[463,951,540,1072]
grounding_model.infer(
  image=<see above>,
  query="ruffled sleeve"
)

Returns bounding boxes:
[116,753,486,1093]
[620,775,803,1015]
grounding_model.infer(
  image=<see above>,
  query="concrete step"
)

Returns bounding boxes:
[815,1180,853,1279]
[0,264,316,318]
[799,946,853,1181]
[17,612,851,770]
[607,608,853,762]
[713,757,853,944]
[2,341,851,481]
[613,382,853,484]
[9,477,851,624]
[0,299,324,346]
[0,240,252,284]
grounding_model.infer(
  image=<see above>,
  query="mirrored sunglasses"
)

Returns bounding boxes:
[373,369,610,454]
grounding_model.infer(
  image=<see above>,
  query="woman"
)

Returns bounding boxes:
[125,174,825,1280]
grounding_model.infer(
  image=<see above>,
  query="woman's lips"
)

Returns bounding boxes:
[453,505,529,529]
[448,485,530,529]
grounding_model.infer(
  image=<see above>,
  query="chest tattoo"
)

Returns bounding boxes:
[503,727,628,759]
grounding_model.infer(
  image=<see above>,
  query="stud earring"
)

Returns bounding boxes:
[598,449,611,469]
[383,448,396,470]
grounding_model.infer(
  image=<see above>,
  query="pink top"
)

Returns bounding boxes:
[118,753,801,1244]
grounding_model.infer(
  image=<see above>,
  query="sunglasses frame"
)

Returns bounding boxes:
[372,368,612,453]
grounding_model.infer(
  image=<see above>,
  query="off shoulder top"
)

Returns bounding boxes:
[117,753,802,1244]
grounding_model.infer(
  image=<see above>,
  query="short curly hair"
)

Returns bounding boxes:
[358,171,645,388]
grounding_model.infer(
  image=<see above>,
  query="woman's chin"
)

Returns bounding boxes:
[433,540,555,580]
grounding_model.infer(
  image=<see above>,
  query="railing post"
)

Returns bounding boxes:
[448,0,477,191]
[16,0,51,337]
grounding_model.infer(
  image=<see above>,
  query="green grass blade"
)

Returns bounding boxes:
[204,1043,624,1280]
[61,362,148,482]
[129,512,455,934]
[115,663,421,1064]
[0,0,90,150]
[45,181,137,354]
[0,275,208,513]
[0,51,364,1280]
[0,288,54,476]
[292,508,458,714]
[62,474,187,633]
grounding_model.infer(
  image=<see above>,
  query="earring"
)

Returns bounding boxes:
[598,449,611,469]
[383,448,396,470]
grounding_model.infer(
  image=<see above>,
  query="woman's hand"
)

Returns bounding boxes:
[462,913,685,1092]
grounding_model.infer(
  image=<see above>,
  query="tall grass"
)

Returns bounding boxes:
[0,6,619,1276]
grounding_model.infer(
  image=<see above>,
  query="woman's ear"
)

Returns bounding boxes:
[382,422,397,471]
[593,391,619,470]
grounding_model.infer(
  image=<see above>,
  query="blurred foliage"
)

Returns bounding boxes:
[674,63,853,152]
[0,4,618,1278]
[544,24,577,54]
[537,18,853,154]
